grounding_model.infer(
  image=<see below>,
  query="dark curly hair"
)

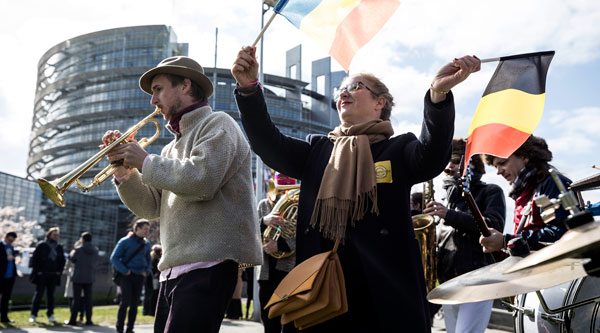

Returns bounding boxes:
[483,135,553,182]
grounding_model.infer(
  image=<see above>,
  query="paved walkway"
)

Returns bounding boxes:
[0,319,264,333]
[0,317,510,332]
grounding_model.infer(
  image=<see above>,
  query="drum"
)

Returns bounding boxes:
[514,276,600,332]
[565,276,600,332]
[514,280,570,333]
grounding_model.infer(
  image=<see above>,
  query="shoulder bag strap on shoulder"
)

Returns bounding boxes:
[123,240,146,266]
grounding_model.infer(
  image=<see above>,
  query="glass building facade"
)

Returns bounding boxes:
[28,25,188,201]
[0,171,131,273]
[28,25,343,203]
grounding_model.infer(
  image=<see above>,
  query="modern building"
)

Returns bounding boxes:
[28,25,344,204]
[28,25,187,202]
[0,171,131,274]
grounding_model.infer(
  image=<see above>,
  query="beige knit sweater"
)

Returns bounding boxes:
[116,106,262,271]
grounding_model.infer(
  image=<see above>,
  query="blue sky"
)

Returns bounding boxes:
[1,0,599,228]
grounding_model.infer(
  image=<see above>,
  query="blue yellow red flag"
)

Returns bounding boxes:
[274,0,400,71]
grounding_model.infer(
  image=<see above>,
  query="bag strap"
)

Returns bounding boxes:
[332,238,340,253]
[123,239,146,266]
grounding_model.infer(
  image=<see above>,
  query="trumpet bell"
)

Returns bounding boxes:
[36,107,162,207]
[37,178,65,208]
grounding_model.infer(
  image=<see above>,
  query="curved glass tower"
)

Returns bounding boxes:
[28,25,188,200]
[28,25,342,203]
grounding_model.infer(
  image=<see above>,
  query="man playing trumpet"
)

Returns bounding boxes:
[102,56,262,333]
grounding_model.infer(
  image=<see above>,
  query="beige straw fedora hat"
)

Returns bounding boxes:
[139,56,214,98]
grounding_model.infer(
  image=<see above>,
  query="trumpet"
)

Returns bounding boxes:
[37,107,163,207]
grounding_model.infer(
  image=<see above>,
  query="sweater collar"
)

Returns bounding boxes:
[167,102,208,135]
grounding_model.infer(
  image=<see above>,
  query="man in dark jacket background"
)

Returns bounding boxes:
[423,138,505,333]
[29,227,65,323]
[1,231,17,323]
[65,232,98,326]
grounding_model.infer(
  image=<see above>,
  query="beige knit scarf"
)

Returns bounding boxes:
[310,119,394,241]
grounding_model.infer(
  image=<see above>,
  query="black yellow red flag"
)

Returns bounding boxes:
[465,51,555,167]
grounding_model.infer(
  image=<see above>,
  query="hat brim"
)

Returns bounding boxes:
[139,65,214,98]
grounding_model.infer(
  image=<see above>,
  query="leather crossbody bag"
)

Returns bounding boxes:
[264,239,347,330]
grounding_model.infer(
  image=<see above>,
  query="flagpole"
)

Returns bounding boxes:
[252,11,277,47]
[480,57,500,63]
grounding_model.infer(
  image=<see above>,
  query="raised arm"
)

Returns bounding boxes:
[403,55,481,183]
[232,46,311,179]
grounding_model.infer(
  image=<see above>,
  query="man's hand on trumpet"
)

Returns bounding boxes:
[101,130,148,176]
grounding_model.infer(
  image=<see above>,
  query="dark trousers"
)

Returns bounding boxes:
[70,283,93,323]
[117,274,144,333]
[259,270,297,333]
[143,275,158,316]
[0,277,15,321]
[30,274,57,316]
[154,261,238,333]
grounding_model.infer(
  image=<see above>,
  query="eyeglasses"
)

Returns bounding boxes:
[334,81,378,101]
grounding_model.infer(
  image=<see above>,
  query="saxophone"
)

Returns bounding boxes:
[263,185,300,259]
[412,179,438,293]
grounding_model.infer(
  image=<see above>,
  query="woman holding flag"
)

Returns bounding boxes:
[232,45,480,332]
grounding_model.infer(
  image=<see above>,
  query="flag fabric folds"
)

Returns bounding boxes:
[465,51,555,166]
[274,0,400,71]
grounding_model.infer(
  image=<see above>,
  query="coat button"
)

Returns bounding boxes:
[304,228,310,235]
[380,228,389,236]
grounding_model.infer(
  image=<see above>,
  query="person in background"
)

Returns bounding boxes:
[0,232,17,323]
[225,269,244,320]
[423,138,505,333]
[480,135,569,252]
[65,232,98,326]
[29,227,65,324]
[143,244,162,317]
[63,240,84,324]
[411,192,424,216]
[257,173,298,333]
[111,220,151,333]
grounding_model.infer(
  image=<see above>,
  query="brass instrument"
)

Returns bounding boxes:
[37,107,163,207]
[263,186,300,259]
[412,179,437,293]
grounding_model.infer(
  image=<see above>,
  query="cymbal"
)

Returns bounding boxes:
[504,221,600,274]
[427,256,587,304]
[570,173,600,191]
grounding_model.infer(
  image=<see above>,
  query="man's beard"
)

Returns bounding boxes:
[163,98,182,120]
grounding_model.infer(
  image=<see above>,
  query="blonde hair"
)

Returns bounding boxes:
[343,73,395,120]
